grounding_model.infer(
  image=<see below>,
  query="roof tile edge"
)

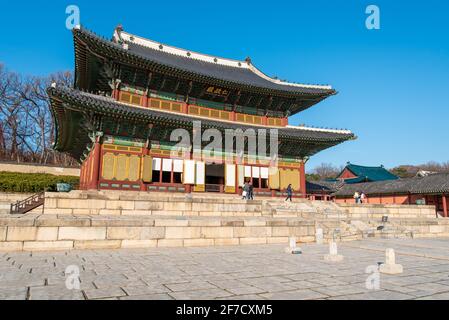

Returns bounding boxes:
[286,125,352,135]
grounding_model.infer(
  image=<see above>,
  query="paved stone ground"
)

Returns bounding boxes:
[1,238,449,300]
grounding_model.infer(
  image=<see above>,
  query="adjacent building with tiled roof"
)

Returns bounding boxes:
[337,163,399,183]
[334,173,449,217]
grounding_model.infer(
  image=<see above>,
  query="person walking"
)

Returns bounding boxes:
[353,191,360,204]
[286,184,293,202]
[249,183,254,200]
[242,182,250,200]
[360,192,366,204]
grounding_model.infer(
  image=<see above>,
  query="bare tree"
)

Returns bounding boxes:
[390,161,449,177]
[419,161,449,173]
[0,63,77,167]
[0,64,25,161]
[312,163,341,180]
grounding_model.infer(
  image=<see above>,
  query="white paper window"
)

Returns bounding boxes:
[162,159,173,172]
[261,167,269,179]
[173,159,184,173]
[226,164,236,187]
[153,158,161,171]
[196,162,205,185]
[244,166,252,177]
[183,160,195,184]
[252,167,260,178]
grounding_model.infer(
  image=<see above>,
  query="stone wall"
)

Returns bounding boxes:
[391,218,449,238]
[0,163,80,176]
[43,191,269,217]
[0,214,320,252]
[337,203,436,219]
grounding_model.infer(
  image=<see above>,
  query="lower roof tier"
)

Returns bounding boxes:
[48,86,355,161]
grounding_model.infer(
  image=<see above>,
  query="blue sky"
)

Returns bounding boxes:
[1,0,448,171]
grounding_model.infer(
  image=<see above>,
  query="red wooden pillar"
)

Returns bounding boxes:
[87,137,101,190]
[262,116,268,126]
[113,88,121,101]
[182,102,189,114]
[170,161,175,185]
[443,195,448,218]
[79,163,85,190]
[299,162,306,198]
[85,155,91,188]
[140,142,150,192]
[143,94,149,108]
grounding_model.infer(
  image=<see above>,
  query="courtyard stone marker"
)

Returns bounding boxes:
[316,228,324,244]
[285,237,302,254]
[324,241,344,262]
[379,248,403,274]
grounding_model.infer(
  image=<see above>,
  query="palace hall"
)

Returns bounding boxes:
[48,25,354,197]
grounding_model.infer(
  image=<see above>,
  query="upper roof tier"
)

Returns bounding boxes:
[73,26,337,116]
[112,27,333,93]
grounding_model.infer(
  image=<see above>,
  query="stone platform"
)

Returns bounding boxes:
[0,190,447,252]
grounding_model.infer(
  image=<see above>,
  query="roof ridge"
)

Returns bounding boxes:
[117,30,249,69]
[113,27,334,91]
[348,164,385,168]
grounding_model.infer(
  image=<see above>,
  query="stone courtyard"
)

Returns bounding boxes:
[1,238,449,300]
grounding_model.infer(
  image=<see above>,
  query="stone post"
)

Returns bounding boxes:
[285,237,302,254]
[379,248,403,274]
[316,228,324,245]
[324,241,344,262]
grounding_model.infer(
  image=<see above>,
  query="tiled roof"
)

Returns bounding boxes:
[47,86,355,143]
[340,163,398,182]
[306,180,344,193]
[334,173,449,197]
[74,27,336,96]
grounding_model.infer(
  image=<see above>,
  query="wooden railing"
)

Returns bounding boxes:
[10,192,45,215]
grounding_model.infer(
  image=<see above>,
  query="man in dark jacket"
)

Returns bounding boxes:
[286,184,293,202]
[249,183,254,200]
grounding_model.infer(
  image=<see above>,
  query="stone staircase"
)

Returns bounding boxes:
[335,219,414,241]
[0,193,36,215]
[263,199,346,219]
